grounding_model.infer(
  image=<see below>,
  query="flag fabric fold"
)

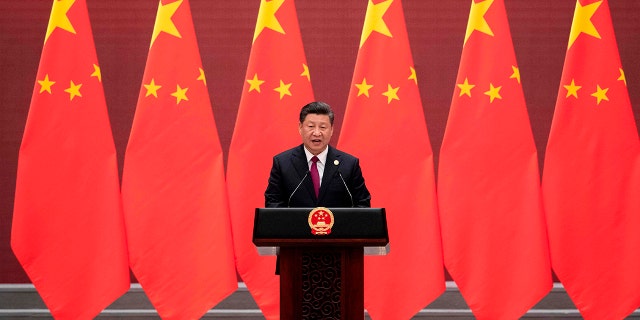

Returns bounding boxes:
[337,0,444,318]
[437,0,552,318]
[542,0,640,318]
[11,0,129,318]
[121,0,237,318]
[226,0,314,318]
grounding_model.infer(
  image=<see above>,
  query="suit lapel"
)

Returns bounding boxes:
[318,146,340,203]
[290,145,316,202]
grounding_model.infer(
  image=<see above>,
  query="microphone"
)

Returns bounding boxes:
[337,171,354,208]
[288,170,309,207]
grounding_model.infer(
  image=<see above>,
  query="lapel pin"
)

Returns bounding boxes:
[334,160,339,166]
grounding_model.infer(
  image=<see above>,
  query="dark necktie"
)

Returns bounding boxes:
[310,156,320,198]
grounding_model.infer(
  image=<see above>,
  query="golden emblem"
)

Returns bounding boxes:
[308,207,334,235]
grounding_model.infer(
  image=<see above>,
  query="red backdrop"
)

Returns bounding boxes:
[1,0,638,283]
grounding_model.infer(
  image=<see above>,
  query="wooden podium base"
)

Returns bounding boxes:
[279,247,364,320]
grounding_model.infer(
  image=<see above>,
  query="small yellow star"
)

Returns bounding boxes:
[300,64,311,82]
[355,78,374,97]
[171,84,189,104]
[274,80,292,99]
[144,78,162,98]
[38,74,55,94]
[197,67,207,86]
[64,80,82,101]
[591,85,609,105]
[564,79,581,99]
[568,0,602,49]
[360,0,394,48]
[151,0,183,48]
[382,84,399,104]
[247,73,265,93]
[91,64,102,82]
[510,66,520,84]
[457,77,475,97]
[484,83,502,103]
[618,68,626,86]
[408,66,418,85]
[45,0,76,43]
[253,0,286,43]
[465,0,494,45]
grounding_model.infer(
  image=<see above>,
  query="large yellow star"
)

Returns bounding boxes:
[464,0,494,45]
[151,0,183,48]
[300,64,311,82]
[457,77,475,97]
[144,78,162,98]
[591,85,609,105]
[618,68,626,86]
[484,83,502,103]
[408,67,418,85]
[274,80,292,99]
[38,74,55,94]
[564,78,581,98]
[171,84,189,104]
[253,0,285,43]
[247,73,265,93]
[568,0,602,49]
[197,67,207,86]
[359,0,393,48]
[510,66,520,84]
[355,78,373,97]
[382,84,399,104]
[91,64,102,82]
[45,0,76,43]
[64,80,82,101]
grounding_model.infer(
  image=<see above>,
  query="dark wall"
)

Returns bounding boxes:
[1,0,638,283]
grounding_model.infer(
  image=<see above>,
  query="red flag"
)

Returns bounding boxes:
[121,0,236,318]
[542,0,640,318]
[437,0,551,318]
[11,0,129,318]
[337,0,444,318]
[226,0,314,318]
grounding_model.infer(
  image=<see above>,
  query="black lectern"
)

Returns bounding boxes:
[253,207,388,320]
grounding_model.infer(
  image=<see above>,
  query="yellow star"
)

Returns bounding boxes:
[618,68,626,86]
[568,0,602,49]
[274,80,292,99]
[253,0,285,43]
[591,85,609,105]
[382,84,399,104]
[355,78,374,97]
[45,0,76,43]
[171,84,189,104]
[197,67,206,86]
[91,64,102,82]
[246,73,265,93]
[144,78,162,98]
[457,77,475,97]
[300,64,311,82]
[38,74,55,94]
[151,0,183,48]
[564,78,581,98]
[408,67,418,85]
[484,83,502,103]
[360,0,393,48]
[464,0,494,45]
[64,80,82,101]
[510,66,520,84]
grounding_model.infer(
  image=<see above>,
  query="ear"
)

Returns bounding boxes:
[298,122,303,136]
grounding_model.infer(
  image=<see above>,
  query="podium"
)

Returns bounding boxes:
[253,207,388,320]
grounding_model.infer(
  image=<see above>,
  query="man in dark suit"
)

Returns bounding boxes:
[265,101,371,208]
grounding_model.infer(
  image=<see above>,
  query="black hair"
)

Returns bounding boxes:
[299,101,334,125]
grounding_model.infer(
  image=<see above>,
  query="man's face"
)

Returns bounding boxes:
[299,113,333,155]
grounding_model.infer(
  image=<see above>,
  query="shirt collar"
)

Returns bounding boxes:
[304,146,328,164]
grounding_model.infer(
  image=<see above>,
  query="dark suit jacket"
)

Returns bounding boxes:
[265,145,371,208]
